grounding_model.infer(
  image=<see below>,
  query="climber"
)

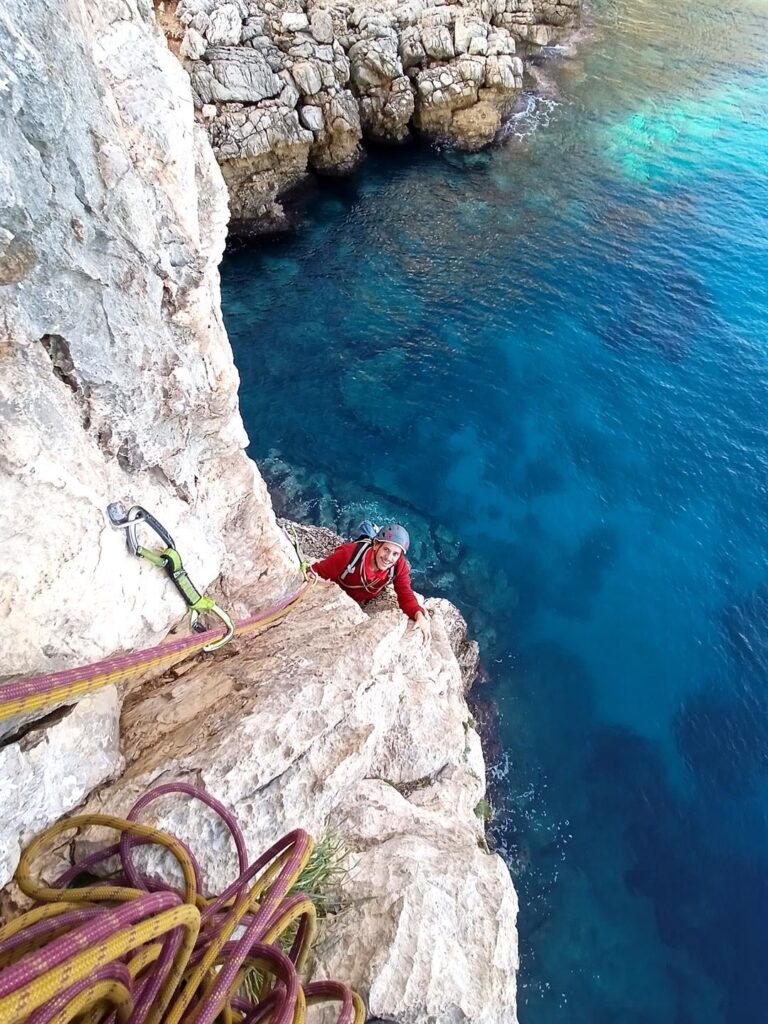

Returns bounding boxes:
[310,523,431,643]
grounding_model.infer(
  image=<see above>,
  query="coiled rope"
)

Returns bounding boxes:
[0,783,364,1024]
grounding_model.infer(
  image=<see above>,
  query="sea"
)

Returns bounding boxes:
[221,1,768,1019]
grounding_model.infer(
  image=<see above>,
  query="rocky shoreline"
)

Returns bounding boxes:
[157,0,579,232]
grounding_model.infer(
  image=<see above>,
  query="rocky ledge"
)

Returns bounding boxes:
[80,525,517,1022]
[159,0,579,231]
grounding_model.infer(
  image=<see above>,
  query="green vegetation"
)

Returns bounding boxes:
[288,830,348,915]
[473,798,493,823]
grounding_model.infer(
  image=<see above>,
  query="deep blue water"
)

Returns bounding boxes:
[221,0,768,1020]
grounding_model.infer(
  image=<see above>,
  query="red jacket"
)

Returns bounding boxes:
[312,542,424,620]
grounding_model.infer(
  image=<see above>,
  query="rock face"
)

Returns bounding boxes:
[0,0,519,1018]
[75,572,518,1022]
[0,0,294,871]
[0,689,123,888]
[0,0,297,683]
[163,0,579,231]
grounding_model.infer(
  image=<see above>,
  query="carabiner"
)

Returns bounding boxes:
[107,503,175,560]
[190,600,236,652]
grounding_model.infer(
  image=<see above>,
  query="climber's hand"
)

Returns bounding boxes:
[414,610,431,644]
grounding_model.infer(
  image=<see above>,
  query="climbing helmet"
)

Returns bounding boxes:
[375,523,410,554]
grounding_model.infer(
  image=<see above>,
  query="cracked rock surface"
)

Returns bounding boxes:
[0,0,297,687]
[0,0,294,874]
[162,0,579,231]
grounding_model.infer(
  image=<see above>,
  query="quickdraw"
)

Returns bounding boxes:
[285,523,310,580]
[107,503,235,652]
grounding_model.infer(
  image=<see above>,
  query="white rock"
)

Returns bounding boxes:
[176,0,209,27]
[454,17,488,55]
[348,36,402,89]
[180,26,207,59]
[206,3,242,45]
[319,61,337,88]
[291,58,323,94]
[487,28,516,55]
[484,53,517,90]
[309,9,334,43]
[299,102,324,131]
[191,48,283,103]
[189,11,211,34]
[316,781,519,1024]
[395,0,424,27]
[280,11,309,31]
[421,23,455,59]
[279,73,300,107]
[399,24,426,69]
[456,54,486,86]
[0,689,123,887]
[77,587,518,1022]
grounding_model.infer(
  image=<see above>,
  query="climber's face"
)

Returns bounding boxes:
[372,541,402,571]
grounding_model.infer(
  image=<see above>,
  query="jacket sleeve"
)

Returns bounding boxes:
[312,542,356,582]
[392,557,424,620]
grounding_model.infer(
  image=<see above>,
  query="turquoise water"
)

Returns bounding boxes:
[221,0,768,1020]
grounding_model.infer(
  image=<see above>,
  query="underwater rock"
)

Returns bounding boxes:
[674,682,768,795]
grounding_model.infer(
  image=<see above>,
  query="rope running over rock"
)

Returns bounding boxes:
[0,581,314,725]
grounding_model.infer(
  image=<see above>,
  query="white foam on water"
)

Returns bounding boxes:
[498,92,562,144]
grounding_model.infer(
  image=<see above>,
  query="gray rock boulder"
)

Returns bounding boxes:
[189,46,283,102]
[281,10,311,31]
[207,2,243,45]
[292,57,324,93]
[348,34,403,89]
[310,8,335,42]
[181,25,208,59]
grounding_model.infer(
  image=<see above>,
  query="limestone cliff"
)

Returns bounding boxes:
[159,0,579,232]
[0,0,518,1020]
